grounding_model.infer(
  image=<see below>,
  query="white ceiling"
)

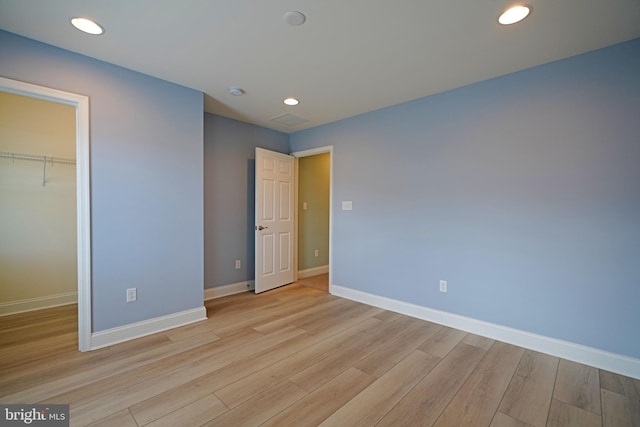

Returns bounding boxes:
[1,1,639,133]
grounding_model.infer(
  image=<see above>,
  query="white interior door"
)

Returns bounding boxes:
[255,147,295,293]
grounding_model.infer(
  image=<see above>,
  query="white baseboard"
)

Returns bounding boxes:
[0,292,77,316]
[204,281,255,300]
[298,265,329,279]
[90,306,207,350]
[331,284,640,380]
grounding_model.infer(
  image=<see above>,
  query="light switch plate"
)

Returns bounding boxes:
[342,201,353,210]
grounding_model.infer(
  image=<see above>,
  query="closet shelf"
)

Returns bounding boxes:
[0,151,76,165]
[0,151,76,186]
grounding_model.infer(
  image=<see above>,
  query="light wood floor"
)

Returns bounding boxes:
[295,273,329,293]
[1,284,639,427]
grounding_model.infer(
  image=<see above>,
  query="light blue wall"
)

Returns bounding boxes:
[0,31,204,331]
[290,39,640,359]
[204,113,289,288]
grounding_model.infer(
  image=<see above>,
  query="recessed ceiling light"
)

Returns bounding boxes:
[498,5,531,25]
[71,17,104,35]
[228,87,244,96]
[284,11,306,26]
[284,98,299,106]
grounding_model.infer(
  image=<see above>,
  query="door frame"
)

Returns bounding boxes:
[291,145,333,292]
[0,77,92,352]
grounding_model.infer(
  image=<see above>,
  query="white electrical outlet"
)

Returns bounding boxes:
[303,202,308,210]
[126,287,137,302]
[314,249,319,257]
[341,201,353,211]
[235,259,241,269]
[439,280,448,293]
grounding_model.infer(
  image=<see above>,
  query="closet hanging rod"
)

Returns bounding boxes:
[0,151,76,165]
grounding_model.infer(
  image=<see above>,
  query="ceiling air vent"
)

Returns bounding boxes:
[270,113,308,127]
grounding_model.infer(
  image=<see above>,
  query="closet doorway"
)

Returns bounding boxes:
[0,77,91,351]
[293,146,333,293]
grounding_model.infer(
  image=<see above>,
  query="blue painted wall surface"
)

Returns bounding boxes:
[204,113,288,288]
[290,39,640,358]
[0,31,204,331]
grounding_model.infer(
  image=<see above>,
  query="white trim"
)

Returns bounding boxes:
[291,145,334,293]
[0,292,78,316]
[90,307,207,350]
[331,284,640,380]
[75,90,91,353]
[298,265,329,279]
[293,157,299,280]
[0,77,92,352]
[291,146,332,157]
[204,281,255,300]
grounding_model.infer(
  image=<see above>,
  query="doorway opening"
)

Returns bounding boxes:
[0,77,91,351]
[292,146,333,293]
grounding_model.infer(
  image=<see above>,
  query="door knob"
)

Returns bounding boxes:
[256,225,268,230]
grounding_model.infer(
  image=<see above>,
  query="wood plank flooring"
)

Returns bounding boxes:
[1,283,639,426]
[295,273,329,293]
